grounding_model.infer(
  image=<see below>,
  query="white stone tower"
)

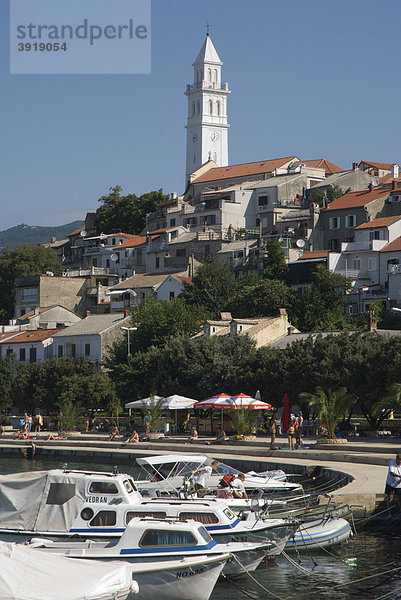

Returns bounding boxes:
[185,33,230,183]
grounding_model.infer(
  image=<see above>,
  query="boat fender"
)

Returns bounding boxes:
[131,580,140,595]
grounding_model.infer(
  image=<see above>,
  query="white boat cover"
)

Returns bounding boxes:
[0,470,86,531]
[0,541,133,600]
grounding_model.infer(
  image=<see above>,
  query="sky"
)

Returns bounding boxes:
[1,0,400,231]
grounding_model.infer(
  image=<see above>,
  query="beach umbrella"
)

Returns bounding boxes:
[281,393,291,434]
[229,393,273,410]
[194,393,232,431]
[125,396,163,410]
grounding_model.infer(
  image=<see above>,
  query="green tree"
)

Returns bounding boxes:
[106,297,208,362]
[311,184,349,207]
[14,358,96,412]
[264,239,288,280]
[229,407,259,436]
[56,372,117,411]
[0,245,62,322]
[0,355,18,414]
[142,395,166,432]
[292,265,351,331]
[183,260,239,318]
[300,386,355,439]
[94,186,169,235]
[230,278,295,319]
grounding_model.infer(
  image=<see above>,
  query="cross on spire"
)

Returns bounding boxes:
[206,22,210,36]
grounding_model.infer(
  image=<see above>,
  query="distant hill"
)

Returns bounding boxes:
[0,221,84,250]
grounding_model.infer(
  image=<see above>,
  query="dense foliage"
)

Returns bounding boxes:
[0,244,63,322]
[94,186,169,235]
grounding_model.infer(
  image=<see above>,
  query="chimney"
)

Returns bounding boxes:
[34,308,39,316]
[352,162,358,171]
[368,182,373,192]
[368,310,377,332]
[392,179,397,190]
[124,310,129,318]
[86,310,91,318]
[50,236,56,243]
[391,164,399,179]
[279,308,287,316]
[287,325,295,335]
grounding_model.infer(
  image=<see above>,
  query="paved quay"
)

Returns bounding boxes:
[1,433,399,513]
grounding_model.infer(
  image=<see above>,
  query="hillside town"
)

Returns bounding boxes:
[1,34,399,368]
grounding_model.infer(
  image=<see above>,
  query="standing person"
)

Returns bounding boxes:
[191,460,219,492]
[287,420,295,450]
[35,412,43,433]
[385,453,401,510]
[299,412,304,435]
[27,414,33,432]
[269,419,276,450]
[231,473,248,499]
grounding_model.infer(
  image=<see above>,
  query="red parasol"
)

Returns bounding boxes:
[281,393,291,434]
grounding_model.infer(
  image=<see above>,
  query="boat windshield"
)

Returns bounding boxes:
[203,458,239,476]
[198,526,213,544]
[143,460,207,480]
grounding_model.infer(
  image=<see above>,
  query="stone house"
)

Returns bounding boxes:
[0,329,60,363]
[16,305,81,329]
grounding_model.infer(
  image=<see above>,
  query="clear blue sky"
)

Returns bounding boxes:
[1,0,400,231]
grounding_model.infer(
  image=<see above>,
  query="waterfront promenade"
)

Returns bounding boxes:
[0,432,399,514]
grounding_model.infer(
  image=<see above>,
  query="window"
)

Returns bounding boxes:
[209,100,213,115]
[6,349,13,356]
[21,288,38,302]
[123,479,136,493]
[20,308,25,316]
[112,238,116,245]
[58,345,63,358]
[351,258,361,270]
[46,483,76,505]
[345,214,356,228]
[81,508,94,521]
[192,102,195,116]
[170,218,176,227]
[125,250,129,258]
[89,511,117,527]
[89,482,118,494]
[106,259,110,268]
[29,348,37,363]
[169,291,175,300]
[329,239,339,251]
[56,323,63,329]
[19,348,26,362]
[369,230,381,241]
[197,100,200,115]
[368,258,376,271]
[85,343,91,357]
[155,257,160,269]
[126,511,166,525]
[258,195,268,207]
[179,512,219,525]
[329,217,340,230]
[139,529,197,547]
[170,230,178,239]
[176,248,186,257]
[217,101,221,116]
[66,343,76,358]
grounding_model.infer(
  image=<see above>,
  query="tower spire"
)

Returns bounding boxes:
[184,34,230,183]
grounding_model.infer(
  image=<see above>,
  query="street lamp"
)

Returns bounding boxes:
[120,326,137,357]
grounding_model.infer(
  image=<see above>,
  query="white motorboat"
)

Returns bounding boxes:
[285,516,352,551]
[0,540,137,600]
[29,517,268,577]
[135,454,302,496]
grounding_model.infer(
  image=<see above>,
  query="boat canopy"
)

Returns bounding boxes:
[0,540,134,600]
[0,470,87,532]
[137,454,208,467]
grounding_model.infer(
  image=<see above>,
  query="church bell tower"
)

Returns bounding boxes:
[185,33,230,183]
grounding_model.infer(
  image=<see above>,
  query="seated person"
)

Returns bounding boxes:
[108,425,120,441]
[127,430,140,443]
[206,426,227,445]
[231,473,248,499]
[186,427,199,444]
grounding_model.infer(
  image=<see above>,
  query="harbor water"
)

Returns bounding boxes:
[1,457,400,600]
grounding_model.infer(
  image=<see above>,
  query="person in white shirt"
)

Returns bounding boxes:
[385,453,401,509]
[231,473,248,499]
[191,461,219,491]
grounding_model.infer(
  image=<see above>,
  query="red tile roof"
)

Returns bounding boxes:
[0,329,63,344]
[298,250,330,260]
[302,159,343,175]
[192,156,298,184]
[324,187,390,210]
[360,161,395,170]
[115,236,147,249]
[380,237,401,253]
[355,216,401,230]
[175,275,193,286]
[68,225,85,237]
[379,174,401,184]
[18,307,53,322]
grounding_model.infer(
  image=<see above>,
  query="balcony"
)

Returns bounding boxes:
[186,81,228,92]
[341,240,387,252]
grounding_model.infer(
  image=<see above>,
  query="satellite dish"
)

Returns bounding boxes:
[110,253,118,262]
[80,230,87,238]
[296,239,306,248]
[373,179,379,187]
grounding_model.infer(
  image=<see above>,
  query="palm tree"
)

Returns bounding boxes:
[299,386,355,439]
[367,382,401,432]
[229,407,258,437]
[142,395,166,432]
